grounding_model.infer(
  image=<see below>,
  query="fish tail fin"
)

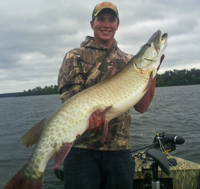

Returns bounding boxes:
[3,165,43,189]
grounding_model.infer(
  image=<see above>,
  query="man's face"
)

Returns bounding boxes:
[90,11,119,48]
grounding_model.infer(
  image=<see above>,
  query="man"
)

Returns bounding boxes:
[57,2,164,189]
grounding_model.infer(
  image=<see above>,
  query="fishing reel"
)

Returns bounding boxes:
[132,132,185,155]
[132,132,185,189]
[152,132,185,154]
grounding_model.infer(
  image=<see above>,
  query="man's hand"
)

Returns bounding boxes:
[88,110,105,131]
[157,54,165,71]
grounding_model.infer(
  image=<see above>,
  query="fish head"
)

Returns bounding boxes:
[134,30,168,77]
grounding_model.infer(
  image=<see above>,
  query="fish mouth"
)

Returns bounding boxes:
[152,31,168,54]
[134,30,168,73]
[162,33,168,40]
[161,33,168,44]
[147,30,168,52]
[158,32,168,53]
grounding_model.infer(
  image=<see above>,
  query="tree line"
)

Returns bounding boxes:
[156,68,200,87]
[17,85,58,97]
[17,68,200,97]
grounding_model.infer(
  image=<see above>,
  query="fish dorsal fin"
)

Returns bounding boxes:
[53,142,73,169]
[21,118,46,148]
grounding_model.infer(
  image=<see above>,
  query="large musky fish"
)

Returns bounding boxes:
[4,30,168,189]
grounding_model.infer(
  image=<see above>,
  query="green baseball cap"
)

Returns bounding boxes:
[92,2,119,20]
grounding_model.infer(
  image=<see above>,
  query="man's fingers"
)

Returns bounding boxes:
[92,112,100,127]
[89,116,95,130]
[88,110,105,131]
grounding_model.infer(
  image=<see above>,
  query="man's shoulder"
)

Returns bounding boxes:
[64,47,86,60]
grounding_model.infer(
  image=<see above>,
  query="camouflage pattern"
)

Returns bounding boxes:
[134,155,200,189]
[58,36,134,150]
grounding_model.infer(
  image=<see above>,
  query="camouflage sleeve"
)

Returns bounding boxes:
[58,49,85,103]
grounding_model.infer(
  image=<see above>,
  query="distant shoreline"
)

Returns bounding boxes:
[1,84,199,98]
[0,92,19,98]
[1,68,200,98]
[0,92,59,98]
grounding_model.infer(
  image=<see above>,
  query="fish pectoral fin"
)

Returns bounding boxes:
[53,142,73,170]
[98,106,113,119]
[21,118,46,148]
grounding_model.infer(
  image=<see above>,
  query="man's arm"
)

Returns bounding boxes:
[134,76,156,113]
[89,77,157,130]
[89,77,156,130]
[58,50,84,103]
[86,55,164,130]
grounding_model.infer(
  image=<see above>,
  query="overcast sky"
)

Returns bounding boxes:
[1,0,200,94]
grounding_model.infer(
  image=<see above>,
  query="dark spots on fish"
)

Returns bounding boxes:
[76,134,80,139]
[53,143,57,148]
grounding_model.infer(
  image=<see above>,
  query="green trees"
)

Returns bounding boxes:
[156,68,200,87]
[18,85,58,96]
[17,68,200,97]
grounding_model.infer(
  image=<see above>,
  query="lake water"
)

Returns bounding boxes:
[0,85,200,188]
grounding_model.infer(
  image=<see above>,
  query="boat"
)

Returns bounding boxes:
[54,132,200,189]
[133,154,200,189]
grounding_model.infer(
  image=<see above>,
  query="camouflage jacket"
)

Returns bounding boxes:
[58,36,134,150]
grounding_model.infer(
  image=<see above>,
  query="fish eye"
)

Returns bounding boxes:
[145,43,151,48]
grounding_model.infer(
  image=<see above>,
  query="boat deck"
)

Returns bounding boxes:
[133,155,200,189]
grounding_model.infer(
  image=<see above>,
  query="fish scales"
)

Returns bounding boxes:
[4,30,168,189]
[22,60,149,178]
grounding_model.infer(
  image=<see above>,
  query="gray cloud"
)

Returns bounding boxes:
[0,0,200,93]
